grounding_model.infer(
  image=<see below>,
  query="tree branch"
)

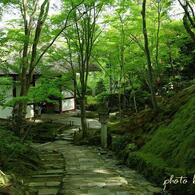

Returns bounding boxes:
[34,0,84,67]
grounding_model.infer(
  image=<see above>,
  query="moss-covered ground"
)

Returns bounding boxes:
[0,121,67,194]
[108,84,195,194]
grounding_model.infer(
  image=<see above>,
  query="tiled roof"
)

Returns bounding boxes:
[0,63,101,76]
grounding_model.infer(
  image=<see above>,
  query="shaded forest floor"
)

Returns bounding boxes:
[1,123,161,195]
[1,83,195,194]
[25,128,161,194]
[108,83,195,194]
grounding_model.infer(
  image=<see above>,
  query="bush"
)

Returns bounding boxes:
[86,96,98,111]
[97,92,119,112]
[30,122,63,143]
[95,79,106,95]
[0,126,40,176]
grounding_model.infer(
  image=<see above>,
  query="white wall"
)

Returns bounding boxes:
[61,90,75,111]
[0,105,34,119]
[62,98,75,111]
[0,82,13,119]
[26,105,34,118]
[62,90,74,98]
[0,80,34,119]
[0,106,13,119]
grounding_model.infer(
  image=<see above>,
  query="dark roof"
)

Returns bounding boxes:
[0,63,101,76]
[66,63,101,72]
[87,63,101,72]
[0,69,18,76]
[0,69,40,76]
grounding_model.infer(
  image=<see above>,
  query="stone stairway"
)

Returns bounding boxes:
[25,148,65,195]
[55,130,75,142]
[25,128,76,195]
[25,128,162,195]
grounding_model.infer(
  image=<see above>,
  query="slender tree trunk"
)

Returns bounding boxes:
[109,63,113,94]
[118,85,122,119]
[11,0,83,136]
[183,14,195,41]
[178,0,195,41]
[118,18,125,120]
[80,96,87,137]
[15,78,32,135]
[167,43,175,79]
[133,91,138,114]
[14,0,30,134]
[155,1,161,73]
[141,0,158,112]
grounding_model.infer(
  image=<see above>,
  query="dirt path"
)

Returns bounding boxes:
[25,128,161,195]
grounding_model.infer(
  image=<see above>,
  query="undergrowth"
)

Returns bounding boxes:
[109,84,195,194]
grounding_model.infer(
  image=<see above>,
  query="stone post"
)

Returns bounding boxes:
[98,101,109,148]
[101,121,108,148]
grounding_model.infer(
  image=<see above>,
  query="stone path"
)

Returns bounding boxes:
[40,113,101,129]
[25,128,161,195]
[25,147,65,195]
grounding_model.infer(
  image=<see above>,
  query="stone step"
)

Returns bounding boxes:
[42,164,64,169]
[38,188,59,195]
[56,136,73,139]
[40,155,63,160]
[32,174,62,178]
[25,142,66,195]
[37,169,64,175]
[40,155,62,159]
[29,177,61,182]
[40,159,64,163]
[28,181,61,188]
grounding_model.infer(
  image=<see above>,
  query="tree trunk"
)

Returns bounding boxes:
[133,91,138,114]
[118,83,122,120]
[109,63,113,94]
[155,1,161,74]
[80,97,87,138]
[14,77,31,135]
[183,14,195,41]
[167,43,175,79]
[142,0,158,112]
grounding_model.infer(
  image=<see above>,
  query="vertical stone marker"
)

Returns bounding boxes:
[101,120,108,148]
[98,101,109,148]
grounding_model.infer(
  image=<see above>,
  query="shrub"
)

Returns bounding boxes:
[0,126,40,176]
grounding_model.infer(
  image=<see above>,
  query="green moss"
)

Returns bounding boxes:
[126,85,195,194]
[127,152,168,183]
[141,96,195,170]
[0,127,40,177]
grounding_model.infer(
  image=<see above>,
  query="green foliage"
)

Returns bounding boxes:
[126,84,195,194]
[86,96,98,111]
[28,77,62,104]
[111,135,131,153]
[0,77,12,105]
[87,96,98,105]
[30,122,64,143]
[141,95,195,170]
[0,126,40,176]
[95,79,106,95]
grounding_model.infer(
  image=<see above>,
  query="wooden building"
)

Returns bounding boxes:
[0,70,75,119]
